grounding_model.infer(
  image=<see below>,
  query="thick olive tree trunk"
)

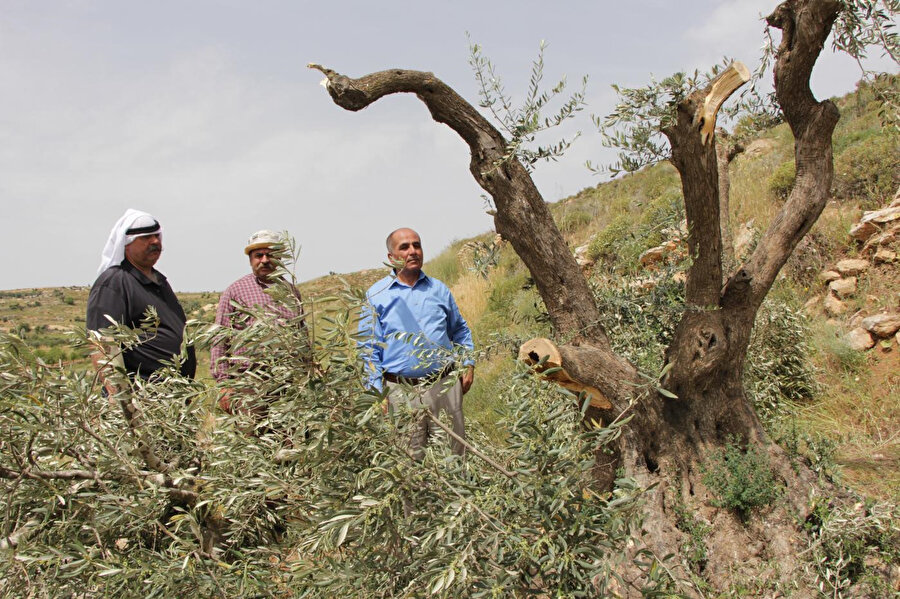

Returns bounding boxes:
[310,0,842,592]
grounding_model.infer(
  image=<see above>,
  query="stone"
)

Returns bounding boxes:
[861,313,900,338]
[896,331,900,348]
[863,227,899,251]
[829,277,857,298]
[835,258,870,276]
[639,245,666,267]
[818,270,841,283]
[861,204,900,225]
[849,220,878,241]
[804,296,820,311]
[743,138,777,157]
[574,244,594,267]
[733,220,756,260]
[845,328,875,351]
[874,248,897,264]
[824,294,847,316]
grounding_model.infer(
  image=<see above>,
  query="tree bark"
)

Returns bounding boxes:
[310,0,847,591]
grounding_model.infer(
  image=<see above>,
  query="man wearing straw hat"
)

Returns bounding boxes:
[211,230,306,413]
[87,209,196,395]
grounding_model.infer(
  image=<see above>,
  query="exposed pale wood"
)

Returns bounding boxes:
[519,338,613,410]
[695,62,750,145]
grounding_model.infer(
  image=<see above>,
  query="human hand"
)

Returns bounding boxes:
[461,366,474,395]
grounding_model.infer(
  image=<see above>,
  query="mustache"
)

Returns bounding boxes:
[148,245,162,253]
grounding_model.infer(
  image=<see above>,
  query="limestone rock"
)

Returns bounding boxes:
[849,220,878,242]
[733,220,756,260]
[804,295,820,311]
[862,204,900,225]
[818,270,841,284]
[743,138,777,157]
[574,244,594,268]
[863,228,899,251]
[824,294,847,316]
[846,328,875,351]
[829,277,857,298]
[874,248,897,264]
[861,313,900,338]
[639,246,666,267]
[835,259,870,276]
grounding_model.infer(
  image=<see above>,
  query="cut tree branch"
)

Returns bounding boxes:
[308,63,611,347]
[664,62,749,309]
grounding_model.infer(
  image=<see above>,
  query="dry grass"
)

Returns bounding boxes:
[729,141,789,232]
[451,271,493,326]
[802,321,900,501]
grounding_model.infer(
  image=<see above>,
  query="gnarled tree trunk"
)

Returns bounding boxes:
[310,0,844,593]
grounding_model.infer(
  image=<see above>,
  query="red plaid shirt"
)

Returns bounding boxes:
[210,273,305,381]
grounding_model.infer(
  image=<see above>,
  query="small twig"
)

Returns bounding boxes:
[0,517,40,550]
[425,413,516,479]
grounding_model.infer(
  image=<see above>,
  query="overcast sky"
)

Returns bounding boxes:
[0,1,893,291]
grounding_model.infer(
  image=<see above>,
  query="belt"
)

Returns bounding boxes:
[383,365,454,386]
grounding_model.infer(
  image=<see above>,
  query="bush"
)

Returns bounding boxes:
[768,160,795,200]
[594,274,684,375]
[745,297,818,420]
[701,438,782,521]
[832,132,900,208]
[806,500,900,596]
[0,281,674,596]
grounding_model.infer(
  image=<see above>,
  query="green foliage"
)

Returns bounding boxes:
[556,207,593,233]
[767,160,795,200]
[672,492,711,575]
[805,499,900,596]
[469,39,587,173]
[593,275,684,375]
[831,2,900,131]
[593,70,701,176]
[832,131,900,207]
[588,186,684,274]
[701,438,782,521]
[0,253,676,597]
[744,298,818,421]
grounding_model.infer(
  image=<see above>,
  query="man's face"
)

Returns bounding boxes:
[124,233,162,271]
[388,229,423,277]
[250,248,275,282]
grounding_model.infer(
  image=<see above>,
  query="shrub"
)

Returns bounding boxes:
[768,160,795,200]
[806,500,900,596]
[594,274,684,375]
[0,279,673,596]
[701,438,782,521]
[832,132,900,208]
[556,206,593,232]
[745,297,818,420]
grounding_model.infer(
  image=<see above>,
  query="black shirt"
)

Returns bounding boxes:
[87,260,197,379]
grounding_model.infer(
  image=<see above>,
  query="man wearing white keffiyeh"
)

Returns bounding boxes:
[87,209,196,395]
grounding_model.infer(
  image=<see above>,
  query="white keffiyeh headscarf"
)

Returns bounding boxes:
[97,209,163,276]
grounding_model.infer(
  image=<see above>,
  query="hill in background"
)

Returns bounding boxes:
[1,76,897,501]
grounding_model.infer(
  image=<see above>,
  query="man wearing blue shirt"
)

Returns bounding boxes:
[359,228,474,458]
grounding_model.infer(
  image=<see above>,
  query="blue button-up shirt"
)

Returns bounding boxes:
[358,272,474,391]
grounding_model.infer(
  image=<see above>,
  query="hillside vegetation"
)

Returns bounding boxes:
[2,79,896,502]
[1,77,897,596]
